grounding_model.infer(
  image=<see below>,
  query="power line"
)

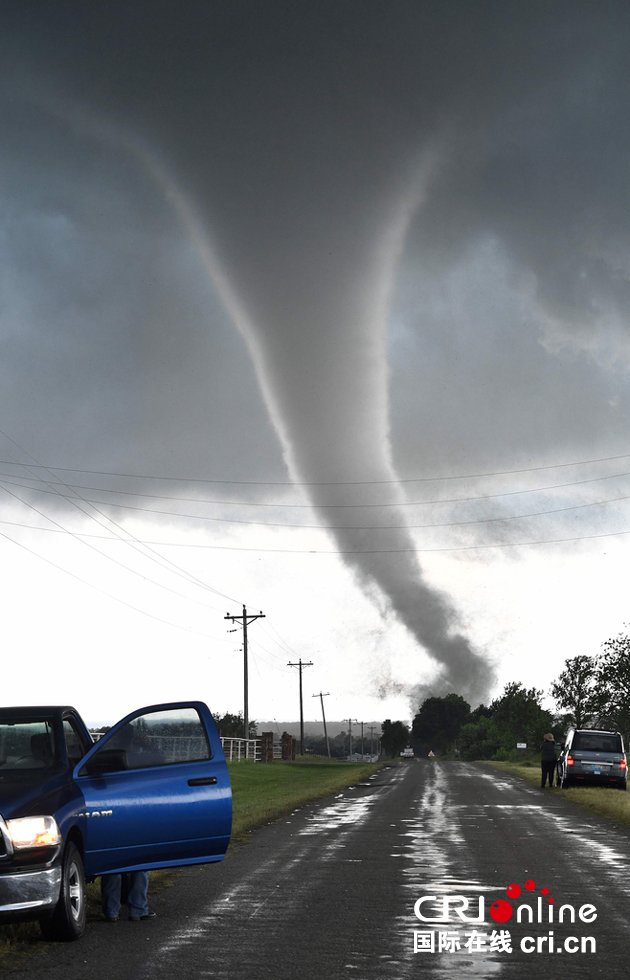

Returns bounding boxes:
[247,641,289,676]
[0,480,234,614]
[3,432,629,558]
[2,471,630,525]
[0,432,242,608]
[0,526,219,640]
[4,512,629,553]
[260,622,302,659]
[1,449,629,486]
[3,486,239,606]
[129,525,630,553]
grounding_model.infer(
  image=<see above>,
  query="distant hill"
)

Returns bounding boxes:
[255,720,382,738]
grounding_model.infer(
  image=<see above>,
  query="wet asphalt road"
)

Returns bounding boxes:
[4,760,630,980]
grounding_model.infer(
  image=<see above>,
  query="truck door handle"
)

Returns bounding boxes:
[188,776,218,786]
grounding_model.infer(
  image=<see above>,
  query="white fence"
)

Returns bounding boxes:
[92,732,261,761]
[220,737,261,762]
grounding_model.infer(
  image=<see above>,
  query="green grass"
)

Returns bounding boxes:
[488,760,630,827]
[0,757,383,954]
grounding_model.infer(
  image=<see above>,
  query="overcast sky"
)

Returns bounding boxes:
[2,1,630,729]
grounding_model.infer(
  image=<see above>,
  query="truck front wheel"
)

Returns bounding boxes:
[40,842,86,941]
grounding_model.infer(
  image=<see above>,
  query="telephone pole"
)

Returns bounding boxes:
[288,659,313,755]
[345,718,358,760]
[225,605,265,739]
[313,691,331,757]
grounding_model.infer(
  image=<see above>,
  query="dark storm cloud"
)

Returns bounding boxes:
[3,1,630,703]
[1,69,282,481]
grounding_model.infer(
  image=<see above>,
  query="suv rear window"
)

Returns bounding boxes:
[572,732,622,753]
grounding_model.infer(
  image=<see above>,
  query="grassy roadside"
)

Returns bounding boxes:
[0,758,384,954]
[487,760,630,828]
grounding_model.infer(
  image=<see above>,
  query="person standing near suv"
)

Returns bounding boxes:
[540,732,557,788]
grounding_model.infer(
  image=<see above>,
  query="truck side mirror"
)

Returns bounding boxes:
[81,748,128,776]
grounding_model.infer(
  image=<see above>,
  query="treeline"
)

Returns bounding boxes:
[400,630,630,761]
[302,731,379,758]
[410,686,554,760]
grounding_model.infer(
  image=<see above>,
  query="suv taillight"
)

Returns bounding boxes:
[620,759,627,770]
[567,754,574,766]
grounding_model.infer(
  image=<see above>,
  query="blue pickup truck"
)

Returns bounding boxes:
[0,701,232,940]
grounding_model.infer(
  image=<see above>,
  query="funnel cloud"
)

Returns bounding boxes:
[198,164,495,704]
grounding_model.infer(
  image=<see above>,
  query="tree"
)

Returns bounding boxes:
[213,712,257,739]
[595,632,630,739]
[411,694,471,755]
[550,654,602,727]
[490,682,554,752]
[381,719,410,758]
[458,716,501,760]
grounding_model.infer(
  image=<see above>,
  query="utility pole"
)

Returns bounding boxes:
[225,605,265,739]
[313,691,331,757]
[360,721,365,759]
[345,718,358,760]
[287,659,313,755]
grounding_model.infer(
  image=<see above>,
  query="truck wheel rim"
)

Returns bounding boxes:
[67,861,83,921]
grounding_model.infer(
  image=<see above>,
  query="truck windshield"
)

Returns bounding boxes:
[0,720,56,770]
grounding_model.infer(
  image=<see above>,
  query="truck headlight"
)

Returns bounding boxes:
[6,815,61,849]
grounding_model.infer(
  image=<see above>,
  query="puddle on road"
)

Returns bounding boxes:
[298,791,381,836]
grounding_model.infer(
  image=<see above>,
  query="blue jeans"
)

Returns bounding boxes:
[101,872,150,919]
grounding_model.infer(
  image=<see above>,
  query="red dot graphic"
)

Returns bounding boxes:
[524,879,536,891]
[541,887,549,895]
[506,883,521,899]
[489,899,514,924]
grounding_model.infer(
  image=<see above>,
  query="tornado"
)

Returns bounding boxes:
[182,148,495,706]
